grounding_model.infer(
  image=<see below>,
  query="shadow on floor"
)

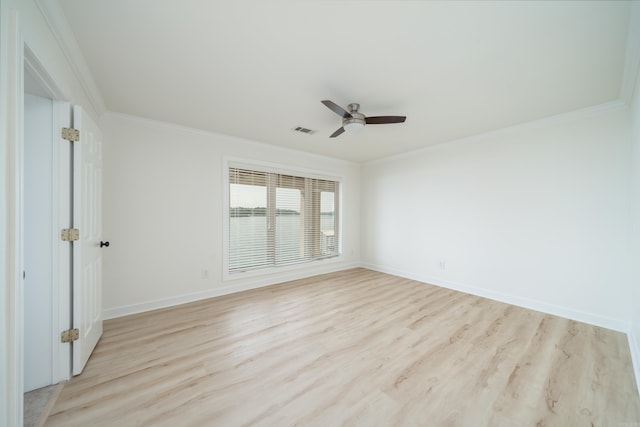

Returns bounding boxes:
[24,385,57,427]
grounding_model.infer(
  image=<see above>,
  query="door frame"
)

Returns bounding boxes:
[4,8,24,426]
[24,46,73,386]
[5,11,72,424]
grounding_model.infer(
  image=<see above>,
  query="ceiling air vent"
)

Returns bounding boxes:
[293,126,316,135]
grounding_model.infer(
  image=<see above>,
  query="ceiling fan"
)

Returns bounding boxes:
[321,100,406,138]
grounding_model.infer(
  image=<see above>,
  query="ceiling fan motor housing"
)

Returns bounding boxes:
[343,103,366,131]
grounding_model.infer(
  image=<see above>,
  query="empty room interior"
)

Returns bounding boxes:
[2,1,640,426]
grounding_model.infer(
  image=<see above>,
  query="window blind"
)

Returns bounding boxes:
[229,167,340,273]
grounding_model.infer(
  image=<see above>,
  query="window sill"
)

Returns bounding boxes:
[222,254,344,284]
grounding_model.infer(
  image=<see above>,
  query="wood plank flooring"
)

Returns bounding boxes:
[44,268,640,426]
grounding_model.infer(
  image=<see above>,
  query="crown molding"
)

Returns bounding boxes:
[620,1,640,105]
[102,111,360,167]
[34,0,106,116]
[365,99,627,167]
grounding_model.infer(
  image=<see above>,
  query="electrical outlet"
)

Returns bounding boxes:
[201,269,209,279]
[439,261,446,270]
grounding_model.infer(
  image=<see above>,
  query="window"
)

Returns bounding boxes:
[228,166,340,273]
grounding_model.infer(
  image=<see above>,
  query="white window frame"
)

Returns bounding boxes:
[222,157,343,281]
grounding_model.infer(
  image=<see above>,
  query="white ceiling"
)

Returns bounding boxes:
[56,1,633,163]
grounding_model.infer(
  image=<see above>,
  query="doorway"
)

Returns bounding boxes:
[22,50,73,426]
[23,91,56,392]
[22,51,73,424]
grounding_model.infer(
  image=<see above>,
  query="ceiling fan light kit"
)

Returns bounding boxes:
[321,100,406,138]
[343,104,366,132]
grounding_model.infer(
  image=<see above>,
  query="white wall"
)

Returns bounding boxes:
[361,105,633,331]
[100,113,361,317]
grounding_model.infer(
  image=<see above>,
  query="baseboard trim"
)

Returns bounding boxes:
[103,262,360,320]
[361,262,629,333]
[103,260,640,397]
[629,328,640,398]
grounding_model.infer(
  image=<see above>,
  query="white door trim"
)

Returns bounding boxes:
[24,46,66,101]
[5,7,25,427]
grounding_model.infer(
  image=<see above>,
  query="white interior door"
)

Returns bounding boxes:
[72,106,104,375]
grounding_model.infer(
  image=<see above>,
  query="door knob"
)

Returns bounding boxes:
[100,241,110,248]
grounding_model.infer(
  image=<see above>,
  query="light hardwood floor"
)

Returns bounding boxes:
[45,268,640,426]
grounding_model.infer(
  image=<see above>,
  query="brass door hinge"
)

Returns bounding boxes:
[61,127,80,142]
[61,328,79,343]
[60,228,80,242]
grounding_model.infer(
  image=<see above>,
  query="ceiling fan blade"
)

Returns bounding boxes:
[365,116,407,124]
[329,127,345,138]
[322,100,352,119]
